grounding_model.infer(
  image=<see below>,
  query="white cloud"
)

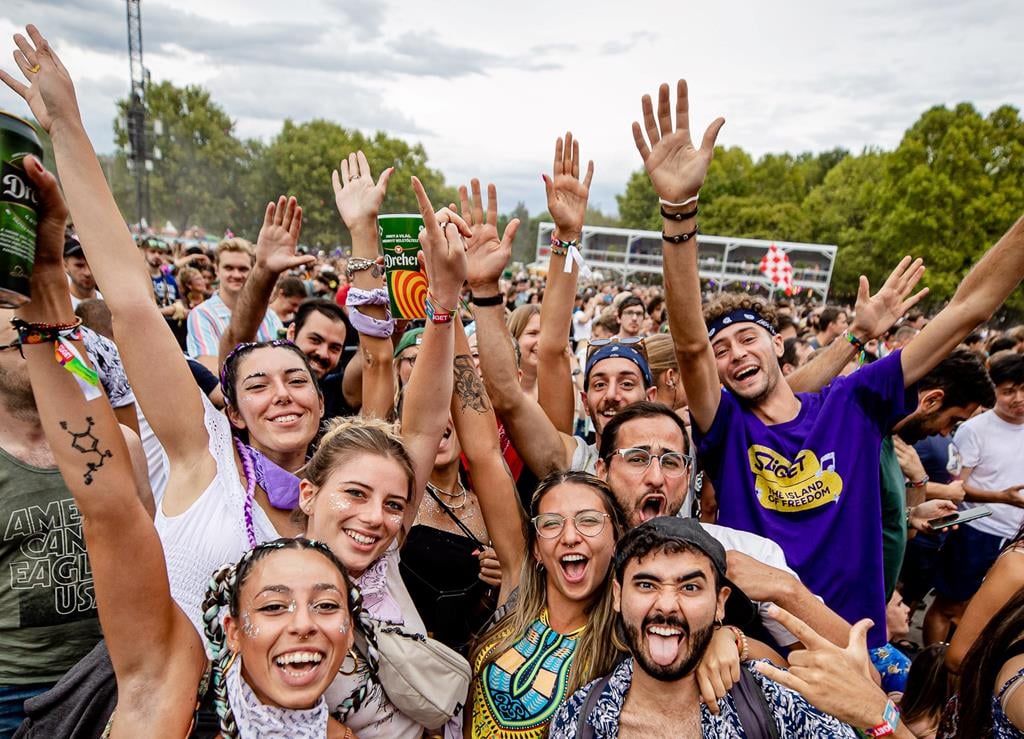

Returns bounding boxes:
[1,0,1021,216]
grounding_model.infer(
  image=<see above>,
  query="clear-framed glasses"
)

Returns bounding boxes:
[532,509,610,539]
[608,447,690,477]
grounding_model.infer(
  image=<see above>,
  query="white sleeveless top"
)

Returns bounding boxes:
[154,395,280,636]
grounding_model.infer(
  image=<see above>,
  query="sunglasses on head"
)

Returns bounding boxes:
[586,336,649,362]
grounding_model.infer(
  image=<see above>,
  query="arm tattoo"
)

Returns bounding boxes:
[453,355,490,414]
[60,417,112,485]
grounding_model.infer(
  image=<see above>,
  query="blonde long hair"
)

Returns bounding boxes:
[471,471,626,693]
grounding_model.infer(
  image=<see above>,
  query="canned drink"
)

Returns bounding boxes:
[0,111,43,308]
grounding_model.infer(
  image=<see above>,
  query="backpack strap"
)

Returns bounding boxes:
[574,675,612,739]
[729,666,780,739]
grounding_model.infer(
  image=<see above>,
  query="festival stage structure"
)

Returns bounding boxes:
[535,222,838,301]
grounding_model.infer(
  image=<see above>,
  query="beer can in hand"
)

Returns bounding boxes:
[0,111,44,308]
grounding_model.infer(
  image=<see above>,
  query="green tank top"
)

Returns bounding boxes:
[0,445,101,684]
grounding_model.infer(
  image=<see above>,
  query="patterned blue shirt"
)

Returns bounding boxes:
[549,658,858,738]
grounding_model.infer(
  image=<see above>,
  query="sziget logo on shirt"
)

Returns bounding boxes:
[747,445,843,512]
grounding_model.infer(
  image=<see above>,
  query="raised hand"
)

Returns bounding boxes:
[457,179,519,292]
[542,132,593,238]
[755,606,886,728]
[411,176,470,308]
[17,155,71,323]
[331,151,393,229]
[851,256,929,340]
[254,196,313,275]
[632,80,724,203]
[0,25,81,133]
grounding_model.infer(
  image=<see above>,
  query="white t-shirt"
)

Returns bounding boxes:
[701,523,802,647]
[573,308,592,343]
[955,409,1024,538]
[569,436,599,474]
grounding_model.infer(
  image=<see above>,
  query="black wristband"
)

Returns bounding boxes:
[661,206,699,221]
[662,225,699,244]
[470,292,504,307]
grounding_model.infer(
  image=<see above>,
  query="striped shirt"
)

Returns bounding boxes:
[185,292,283,358]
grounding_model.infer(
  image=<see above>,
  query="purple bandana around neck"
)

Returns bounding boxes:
[248,446,302,510]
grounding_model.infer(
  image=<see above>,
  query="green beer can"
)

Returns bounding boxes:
[0,111,43,308]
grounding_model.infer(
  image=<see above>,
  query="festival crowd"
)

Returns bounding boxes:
[2,23,1024,739]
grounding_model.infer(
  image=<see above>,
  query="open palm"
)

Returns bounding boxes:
[544,132,593,236]
[255,196,313,274]
[458,179,518,289]
[0,26,81,134]
[631,80,724,202]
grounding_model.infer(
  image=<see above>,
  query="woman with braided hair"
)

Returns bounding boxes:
[9,133,361,737]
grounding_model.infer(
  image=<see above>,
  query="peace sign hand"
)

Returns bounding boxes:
[458,179,519,291]
[632,80,724,203]
[0,25,81,134]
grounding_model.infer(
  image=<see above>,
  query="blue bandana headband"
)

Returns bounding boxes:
[706,308,777,339]
[584,343,654,389]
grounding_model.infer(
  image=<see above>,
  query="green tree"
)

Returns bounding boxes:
[114,81,248,234]
[247,120,456,248]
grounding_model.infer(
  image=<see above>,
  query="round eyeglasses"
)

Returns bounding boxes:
[608,447,690,477]
[532,509,610,539]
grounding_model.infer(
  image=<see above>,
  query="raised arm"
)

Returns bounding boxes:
[901,214,1024,386]
[787,257,927,393]
[16,160,203,713]
[451,319,525,604]
[332,151,395,419]
[217,196,311,371]
[537,133,595,433]
[1,26,214,485]
[465,185,578,477]
[398,177,468,532]
[632,80,725,433]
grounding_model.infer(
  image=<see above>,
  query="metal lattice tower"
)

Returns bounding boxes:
[125,0,149,226]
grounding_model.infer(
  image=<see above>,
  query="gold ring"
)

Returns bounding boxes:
[27,64,41,74]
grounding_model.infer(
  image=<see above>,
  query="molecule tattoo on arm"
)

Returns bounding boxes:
[60,417,113,485]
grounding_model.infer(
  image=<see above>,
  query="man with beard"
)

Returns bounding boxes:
[635,78,1024,653]
[550,517,860,737]
[595,401,855,652]
[186,236,284,372]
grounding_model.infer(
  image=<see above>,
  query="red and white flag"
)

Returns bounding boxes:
[759,244,793,295]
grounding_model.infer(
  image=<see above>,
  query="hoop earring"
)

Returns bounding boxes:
[339,648,361,676]
[224,650,239,675]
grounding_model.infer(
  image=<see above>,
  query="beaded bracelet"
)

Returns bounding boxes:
[550,234,578,257]
[726,626,750,661]
[12,316,83,344]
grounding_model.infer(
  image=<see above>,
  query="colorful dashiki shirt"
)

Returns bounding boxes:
[472,609,584,738]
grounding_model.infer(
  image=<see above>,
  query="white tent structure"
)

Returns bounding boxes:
[535,222,838,301]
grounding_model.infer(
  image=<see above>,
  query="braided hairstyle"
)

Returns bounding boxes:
[331,576,385,722]
[201,537,366,738]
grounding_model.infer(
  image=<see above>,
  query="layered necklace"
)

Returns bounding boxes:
[426,480,468,510]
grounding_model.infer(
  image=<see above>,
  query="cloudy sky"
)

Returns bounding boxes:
[1,0,1022,216]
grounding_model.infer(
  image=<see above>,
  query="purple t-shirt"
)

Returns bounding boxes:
[693,351,916,648]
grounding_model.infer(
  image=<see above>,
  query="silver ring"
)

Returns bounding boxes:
[348,174,360,182]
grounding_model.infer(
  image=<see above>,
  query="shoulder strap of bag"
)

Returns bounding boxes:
[729,666,780,739]
[574,675,611,739]
[424,484,484,545]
